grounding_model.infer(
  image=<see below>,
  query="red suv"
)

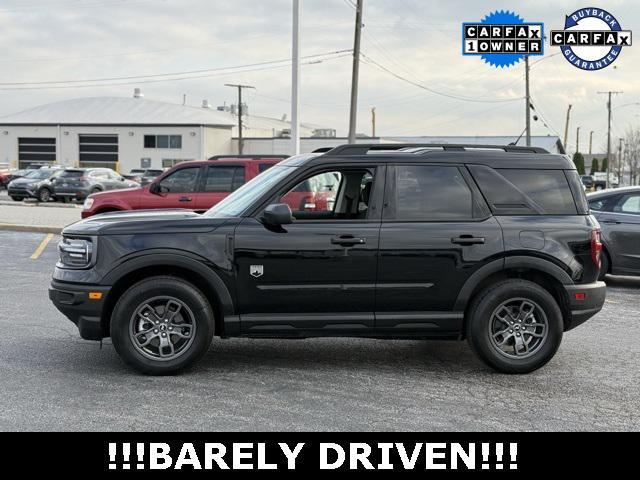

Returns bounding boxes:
[81,156,291,218]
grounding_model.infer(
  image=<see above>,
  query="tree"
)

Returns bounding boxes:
[572,152,585,175]
[601,157,609,175]
[624,127,640,185]
[590,158,599,175]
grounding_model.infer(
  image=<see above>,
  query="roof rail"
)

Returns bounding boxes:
[324,143,549,156]
[311,147,334,153]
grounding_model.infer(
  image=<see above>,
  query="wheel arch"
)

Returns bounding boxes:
[455,256,573,336]
[100,253,234,338]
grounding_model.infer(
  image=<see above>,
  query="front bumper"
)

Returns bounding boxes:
[49,280,111,340]
[564,281,607,331]
[7,187,32,198]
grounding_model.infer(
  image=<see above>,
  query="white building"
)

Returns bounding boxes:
[0,91,235,172]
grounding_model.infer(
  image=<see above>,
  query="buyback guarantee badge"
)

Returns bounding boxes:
[551,7,632,70]
[462,10,544,68]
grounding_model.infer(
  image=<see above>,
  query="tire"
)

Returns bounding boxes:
[90,187,101,195]
[110,276,215,375]
[466,279,563,374]
[37,188,51,203]
[11,196,23,202]
[598,250,610,281]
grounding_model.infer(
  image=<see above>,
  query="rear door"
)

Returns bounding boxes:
[596,192,640,274]
[195,164,246,211]
[376,164,503,334]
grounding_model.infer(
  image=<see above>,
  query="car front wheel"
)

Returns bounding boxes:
[110,276,215,375]
[466,279,563,374]
[37,188,51,202]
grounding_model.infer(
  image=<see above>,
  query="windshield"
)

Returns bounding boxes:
[25,169,54,179]
[204,164,297,218]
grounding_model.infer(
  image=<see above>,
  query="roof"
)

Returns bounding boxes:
[0,97,236,127]
[301,143,573,170]
[382,135,565,154]
[587,186,640,198]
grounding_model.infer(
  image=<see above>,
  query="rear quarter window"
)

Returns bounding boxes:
[468,165,578,215]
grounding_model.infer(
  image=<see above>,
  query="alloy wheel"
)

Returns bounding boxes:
[488,298,548,359]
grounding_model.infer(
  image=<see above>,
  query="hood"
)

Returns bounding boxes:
[10,177,41,186]
[63,209,229,236]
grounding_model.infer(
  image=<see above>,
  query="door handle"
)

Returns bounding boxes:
[451,235,485,245]
[179,196,192,202]
[331,235,366,246]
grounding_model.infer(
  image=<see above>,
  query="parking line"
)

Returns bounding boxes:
[30,233,54,260]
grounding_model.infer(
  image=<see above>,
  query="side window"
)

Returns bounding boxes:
[589,199,606,212]
[391,165,474,221]
[203,166,245,192]
[158,167,199,193]
[277,169,374,220]
[258,163,273,173]
[90,170,108,180]
[615,194,640,215]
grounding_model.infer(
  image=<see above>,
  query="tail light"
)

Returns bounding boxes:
[590,228,602,268]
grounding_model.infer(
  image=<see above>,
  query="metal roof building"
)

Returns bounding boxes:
[0,92,236,171]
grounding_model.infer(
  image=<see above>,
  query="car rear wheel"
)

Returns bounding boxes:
[110,276,215,375]
[466,279,563,374]
[10,196,22,202]
[37,188,51,202]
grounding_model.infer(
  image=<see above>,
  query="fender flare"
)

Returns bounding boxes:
[101,251,235,318]
[453,255,574,311]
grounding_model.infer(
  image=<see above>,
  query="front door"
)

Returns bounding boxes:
[233,165,385,335]
[147,165,200,210]
[376,164,504,334]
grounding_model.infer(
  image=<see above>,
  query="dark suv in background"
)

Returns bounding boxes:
[50,144,605,375]
[7,167,63,202]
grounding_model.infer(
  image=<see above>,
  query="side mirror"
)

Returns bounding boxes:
[262,203,293,226]
[149,182,160,194]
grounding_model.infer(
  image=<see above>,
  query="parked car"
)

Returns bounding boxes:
[81,156,298,218]
[588,187,640,279]
[54,168,132,202]
[592,172,619,190]
[581,175,595,190]
[7,168,63,202]
[50,144,605,375]
[127,168,164,186]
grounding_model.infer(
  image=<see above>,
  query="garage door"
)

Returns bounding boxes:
[79,134,118,170]
[18,137,56,168]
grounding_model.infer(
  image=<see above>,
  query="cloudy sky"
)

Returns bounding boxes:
[0,0,637,152]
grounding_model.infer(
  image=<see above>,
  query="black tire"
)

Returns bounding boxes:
[10,196,22,202]
[466,279,563,374]
[110,276,215,375]
[598,250,610,281]
[37,188,51,203]
[90,187,101,194]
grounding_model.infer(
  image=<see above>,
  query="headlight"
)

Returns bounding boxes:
[83,198,94,210]
[58,236,95,268]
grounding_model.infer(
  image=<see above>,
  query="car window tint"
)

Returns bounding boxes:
[203,166,245,192]
[589,199,606,211]
[616,194,640,214]
[281,171,343,214]
[158,167,199,193]
[497,169,577,215]
[61,170,84,178]
[393,165,473,221]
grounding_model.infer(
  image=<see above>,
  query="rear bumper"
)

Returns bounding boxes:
[564,281,607,331]
[49,280,110,340]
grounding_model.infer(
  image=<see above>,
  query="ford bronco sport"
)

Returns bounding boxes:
[49,144,606,375]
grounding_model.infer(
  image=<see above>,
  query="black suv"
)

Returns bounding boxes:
[49,144,606,375]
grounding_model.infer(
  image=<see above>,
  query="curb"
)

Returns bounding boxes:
[0,199,80,209]
[0,223,62,234]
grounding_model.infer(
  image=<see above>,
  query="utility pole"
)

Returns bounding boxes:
[576,126,580,153]
[291,0,301,155]
[225,83,255,155]
[563,104,572,152]
[371,107,376,137]
[525,56,531,146]
[597,91,623,188]
[617,137,623,184]
[348,0,364,144]
[589,130,594,154]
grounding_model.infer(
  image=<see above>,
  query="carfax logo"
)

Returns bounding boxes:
[462,10,544,68]
[550,7,632,70]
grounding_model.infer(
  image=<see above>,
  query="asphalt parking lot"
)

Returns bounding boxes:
[0,230,639,432]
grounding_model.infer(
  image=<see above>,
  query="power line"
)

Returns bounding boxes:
[0,53,352,91]
[0,50,351,87]
[361,53,523,103]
